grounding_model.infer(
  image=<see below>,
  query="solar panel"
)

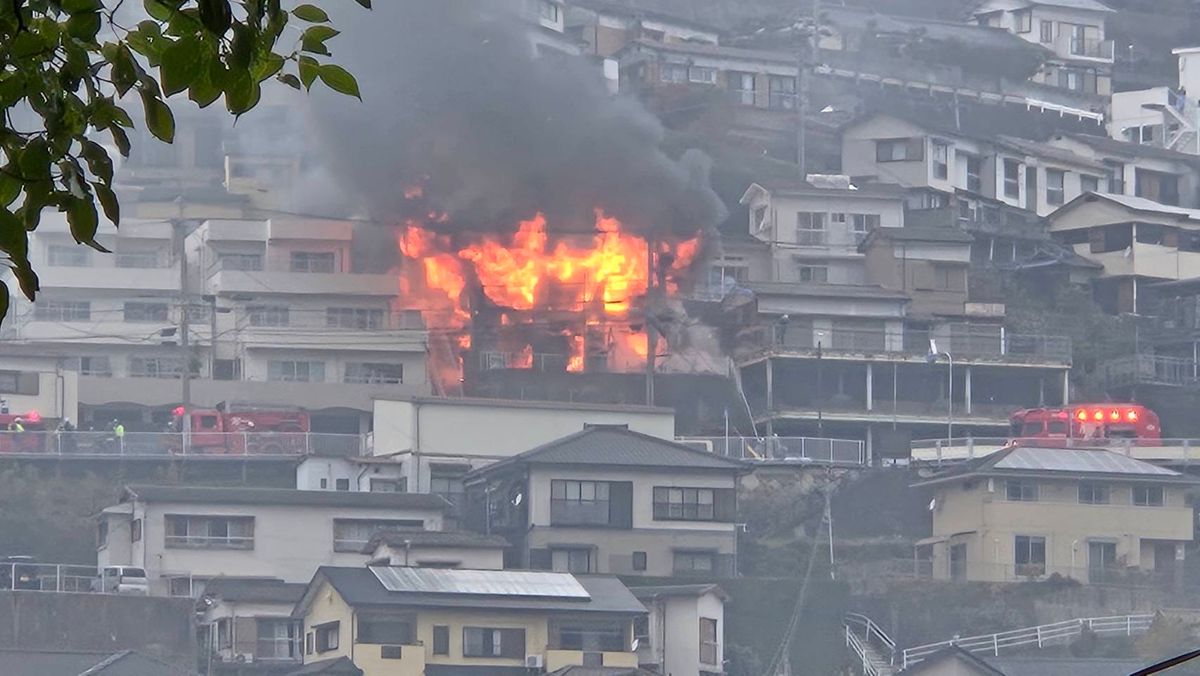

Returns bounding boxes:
[995,447,1179,476]
[370,567,591,599]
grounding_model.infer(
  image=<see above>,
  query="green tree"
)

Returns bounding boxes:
[0,0,365,323]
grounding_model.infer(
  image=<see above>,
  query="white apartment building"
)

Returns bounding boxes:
[97,485,449,595]
[738,177,905,286]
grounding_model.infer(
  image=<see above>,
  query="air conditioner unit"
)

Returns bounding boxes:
[234,653,254,664]
[525,654,545,669]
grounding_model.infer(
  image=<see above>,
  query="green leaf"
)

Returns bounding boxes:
[223,70,260,115]
[112,46,138,96]
[143,0,175,22]
[0,175,19,208]
[62,0,102,13]
[65,196,100,245]
[110,126,132,158]
[18,140,52,182]
[81,140,115,185]
[94,183,120,227]
[276,73,302,90]
[139,91,176,143]
[252,53,285,82]
[0,208,27,260]
[160,36,205,96]
[188,62,224,108]
[353,0,370,8]
[301,25,339,55]
[229,23,254,70]
[0,280,8,325]
[198,0,233,35]
[292,4,329,22]
[66,11,101,40]
[317,64,360,99]
[298,55,319,90]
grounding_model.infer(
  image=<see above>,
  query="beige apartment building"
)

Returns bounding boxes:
[916,446,1197,584]
[465,425,744,578]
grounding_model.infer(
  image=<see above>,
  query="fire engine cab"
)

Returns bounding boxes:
[0,411,46,453]
[169,403,311,455]
[1010,404,1160,444]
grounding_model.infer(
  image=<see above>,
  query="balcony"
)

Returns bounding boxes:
[206,268,399,297]
[1067,36,1115,62]
[545,650,639,671]
[39,262,179,292]
[1100,354,1198,389]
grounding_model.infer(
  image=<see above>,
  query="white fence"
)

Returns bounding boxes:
[678,436,866,465]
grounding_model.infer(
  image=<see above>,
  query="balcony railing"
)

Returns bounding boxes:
[1069,37,1114,60]
[0,431,365,457]
[677,436,865,465]
[1101,354,1198,388]
[745,324,1072,364]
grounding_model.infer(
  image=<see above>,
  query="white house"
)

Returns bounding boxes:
[633,584,728,676]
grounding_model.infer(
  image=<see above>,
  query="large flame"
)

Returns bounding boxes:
[397,204,700,394]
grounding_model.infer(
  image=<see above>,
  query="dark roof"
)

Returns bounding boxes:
[380,395,671,415]
[1050,192,1200,223]
[547,668,658,676]
[861,226,974,246]
[79,650,196,676]
[467,427,744,476]
[304,567,646,615]
[743,179,906,199]
[629,583,729,600]
[201,578,307,604]
[915,446,1199,487]
[286,657,363,676]
[744,281,910,301]
[985,657,1147,676]
[899,646,1005,675]
[1054,133,1200,164]
[0,651,115,676]
[617,38,793,65]
[994,136,1107,171]
[569,0,722,34]
[121,485,449,511]
[366,530,509,550]
[821,6,1046,54]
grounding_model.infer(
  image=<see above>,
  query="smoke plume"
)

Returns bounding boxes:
[304,0,726,237]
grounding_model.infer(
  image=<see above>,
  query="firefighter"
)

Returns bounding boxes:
[56,419,76,454]
[7,418,24,433]
[112,419,125,453]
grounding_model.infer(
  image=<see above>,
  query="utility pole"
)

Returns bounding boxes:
[174,197,192,441]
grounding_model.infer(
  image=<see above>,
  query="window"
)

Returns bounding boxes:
[34,301,90,321]
[1014,535,1046,576]
[433,626,449,655]
[1040,19,1054,42]
[1107,162,1126,194]
[659,63,688,83]
[430,474,465,504]
[267,360,325,382]
[729,72,755,105]
[798,264,828,283]
[654,487,715,521]
[700,618,719,665]
[167,576,193,597]
[129,357,185,379]
[767,76,796,110]
[333,518,423,552]
[247,305,289,327]
[1003,159,1021,198]
[1078,482,1110,504]
[218,253,262,271]
[1081,175,1100,194]
[1136,169,1181,206]
[1059,67,1084,92]
[552,548,594,573]
[335,478,350,491]
[674,550,716,574]
[326,307,384,329]
[344,363,404,384]
[632,551,647,571]
[370,478,403,493]
[131,519,142,542]
[830,212,846,225]
[79,356,112,377]
[1006,480,1038,502]
[164,515,254,549]
[315,622,339,653]
[688,66,716,84]
[1014,8,1032,32]
[115,252,161,269]
[538,0,558,22]
[551,479,610,526]
[97,520,108,547]
[463,627,524,659]
[795,212,826,245]
[876,138,924,162]
[1133,485,1164,506]
[556,621,625,652]
[48,245,90,267]
[257,620,301,659]
[305,632,313,655]
[123,302,169,323]
[932,141,949,179]
[289,251,336,273]
[851,214,880,237]
[213,359,241,381]
[358,616,414,644]
[216,618,232,650]
[1046,169,1066,206]
[964,153,983,193]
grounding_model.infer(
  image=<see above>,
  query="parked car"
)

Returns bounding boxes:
[96,566,149,595]
[0,556,41,591]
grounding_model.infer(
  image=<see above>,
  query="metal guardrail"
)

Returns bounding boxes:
[0,563,107,594]
[845,626,883,676]
[901,614,1154,669]
[677,436,866,465]
[910,436,1200,463]
[845,613,896,675]
[1101,354,1198,388]
[0,431,365,457]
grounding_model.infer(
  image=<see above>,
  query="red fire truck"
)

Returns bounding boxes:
[0,411,47,453]
[169,404,311,455]
[1009,404,1161,445]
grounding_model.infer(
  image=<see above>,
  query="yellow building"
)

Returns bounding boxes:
[916,446,1198,584]
[291,566,647,675]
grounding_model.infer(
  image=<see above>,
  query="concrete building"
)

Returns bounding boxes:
[199,577,307,674]
[971,0,1114,100]
[738,178,906,286]
[631,584,727,676]
[464,425,744,578]
[97,485,448,595]
[292,566,645,675]
[915,446,1196,584]
[1047,192,1200,313]
[0,355,78,423]
[566,0,720,58]
[364,531,508,570]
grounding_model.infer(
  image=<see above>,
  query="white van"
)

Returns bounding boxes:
[98,566,149,595]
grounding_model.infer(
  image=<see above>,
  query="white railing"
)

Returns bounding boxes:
[0,431,366,457]
[845,626,882,676]
[0,563,106,594]
[901,614,1155,669]
[911,436,1200,463]
[845,612,896,675]
[677,436,866,465]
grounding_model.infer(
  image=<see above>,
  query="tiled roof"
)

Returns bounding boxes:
[367,530,510,550]
[201,578,307,604]
[1055,133,1200,164]
[916,446,1199,486]
[122,485,449,511]
[286,657,363,676]
[468,427,744,474]
[629,583,728,600]
[864,227,975,244]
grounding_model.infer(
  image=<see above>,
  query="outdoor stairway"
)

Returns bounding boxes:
[844,614,898,676]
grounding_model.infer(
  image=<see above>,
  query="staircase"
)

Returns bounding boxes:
[844,613,897,676]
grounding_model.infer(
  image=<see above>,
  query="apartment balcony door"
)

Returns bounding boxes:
[1088,541,1117,583]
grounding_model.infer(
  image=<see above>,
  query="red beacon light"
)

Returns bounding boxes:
[172,406,186,417]
[1092,409,1105,422]
[1127,409,1139,422]
[1075,409,1088,422]
[24,410,40,423]
[1109,409,1121,422]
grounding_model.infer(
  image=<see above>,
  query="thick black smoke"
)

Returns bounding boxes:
[304,0,726,237]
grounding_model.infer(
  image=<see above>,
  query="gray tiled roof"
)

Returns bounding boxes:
[122,485,449,511]
[286,657,363,676]
[629,583,728,599]
[994,446,1178,475]
[985,657,1146,676]
[1056,133,1200,164]
[367,530,509,550]
[79,650,197,675]
[201,578,307,604]
[470,427,744,474]
[0,652,112,676]
[865,227,975,244]
[309,567,646,615]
